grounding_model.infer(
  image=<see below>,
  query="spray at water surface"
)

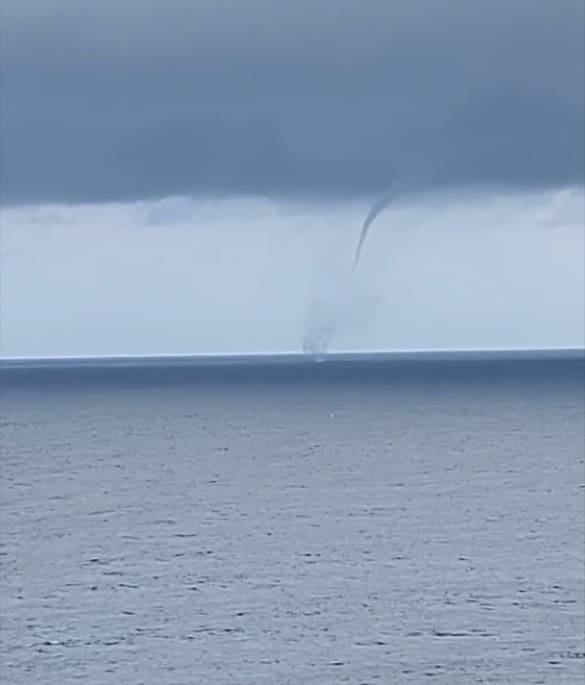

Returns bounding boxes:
[301,269,383,356]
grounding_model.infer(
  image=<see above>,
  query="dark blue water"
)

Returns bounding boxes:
[1,352,584,684]
[2,349,583,387]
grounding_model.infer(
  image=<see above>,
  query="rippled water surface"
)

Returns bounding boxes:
[1,355,584,684]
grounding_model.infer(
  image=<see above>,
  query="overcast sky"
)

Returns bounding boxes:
[1,0,583,204]
[0,1,583,356]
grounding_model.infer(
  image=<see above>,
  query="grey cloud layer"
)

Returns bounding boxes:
[1,0,583,204]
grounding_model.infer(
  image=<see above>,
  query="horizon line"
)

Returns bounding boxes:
[2,346,584,364]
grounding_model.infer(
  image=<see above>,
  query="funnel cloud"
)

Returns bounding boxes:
[352,189,396,271]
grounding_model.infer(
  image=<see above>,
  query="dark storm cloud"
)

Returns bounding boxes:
[1,0,583,205]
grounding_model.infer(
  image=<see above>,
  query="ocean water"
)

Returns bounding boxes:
[1,352,584,684]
